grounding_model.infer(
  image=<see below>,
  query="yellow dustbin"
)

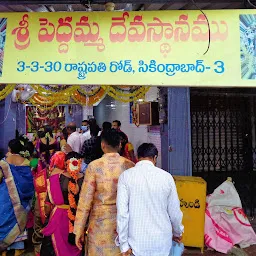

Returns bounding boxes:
[173,176,207,252]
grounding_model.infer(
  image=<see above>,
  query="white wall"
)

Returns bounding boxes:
[94,87,162,168]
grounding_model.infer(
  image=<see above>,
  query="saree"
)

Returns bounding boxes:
[0,160,34,252]
[33,139,59,255]
[36,139,59,170]
[122,143,137,163]
[42,174,81,256]
[32,161,48,255]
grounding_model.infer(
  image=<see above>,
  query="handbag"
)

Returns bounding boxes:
[170,241,184,256]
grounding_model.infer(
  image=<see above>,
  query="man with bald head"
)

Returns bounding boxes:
[66,122,85,153]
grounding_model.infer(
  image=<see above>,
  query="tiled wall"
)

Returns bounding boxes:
[94,87,162,168]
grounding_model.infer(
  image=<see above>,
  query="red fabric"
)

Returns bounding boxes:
[49,151,66,172]
[123,143,137,163]
[26,211,34,229]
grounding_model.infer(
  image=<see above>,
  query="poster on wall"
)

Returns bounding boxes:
[26,106,65,133]
[0,10,255,86]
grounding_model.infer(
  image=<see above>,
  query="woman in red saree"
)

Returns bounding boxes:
[40,151,83,256]
[119,132,137,163]
[33,125,60,255]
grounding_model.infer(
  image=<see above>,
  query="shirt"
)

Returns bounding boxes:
[67,131,85,153]
[73,153,135,255]
[82,130,91,140]
[116,160,184,256]
[80,136,98,164]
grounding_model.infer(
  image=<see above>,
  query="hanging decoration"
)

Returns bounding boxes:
[0,84,15,101]
[5,84,149,109]
[102,86,150,103]
[11,84,35,102]
[131,102,140,127]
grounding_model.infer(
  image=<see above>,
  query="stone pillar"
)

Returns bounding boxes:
[168,87,192,176]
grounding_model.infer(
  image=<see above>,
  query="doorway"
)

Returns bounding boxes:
[190,88,256,216]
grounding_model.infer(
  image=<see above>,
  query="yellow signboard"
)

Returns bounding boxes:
[0,10,255,86]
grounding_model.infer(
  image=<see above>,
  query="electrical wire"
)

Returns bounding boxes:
[247,0,256,8]
[191,0,211,55]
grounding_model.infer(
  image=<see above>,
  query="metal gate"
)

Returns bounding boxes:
[190,88,256,216]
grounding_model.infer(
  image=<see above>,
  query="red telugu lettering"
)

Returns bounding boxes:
[38,18,55,42]
[56,17,73,42]
[74,16,100,43]
[12,14,30,50]
[109,12,229,44]
[128,15,146,42]
[109,12,129,42]
[174,14,190,42]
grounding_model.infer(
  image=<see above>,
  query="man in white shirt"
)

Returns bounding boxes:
[66,122,85,153]
[116,143,184,256]
[81,120,91,140]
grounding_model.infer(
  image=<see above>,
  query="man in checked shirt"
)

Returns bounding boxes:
[80,124,101,165]
[116,143,184,256]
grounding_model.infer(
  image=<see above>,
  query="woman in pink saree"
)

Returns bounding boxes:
[40,151,83,256]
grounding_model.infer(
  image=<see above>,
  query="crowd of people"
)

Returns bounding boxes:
[0,118,184,256]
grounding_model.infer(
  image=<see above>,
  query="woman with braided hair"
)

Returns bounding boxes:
[40,151,84,256]
[36,125,59,168]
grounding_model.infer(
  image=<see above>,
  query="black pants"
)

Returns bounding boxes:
[40,236,55,256]
[40,236,84,256]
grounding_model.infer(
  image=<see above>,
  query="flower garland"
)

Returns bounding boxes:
[0,84,16,101]
[19,150,30,158]
[66,157,82,234]
[28,85,106,109]
[72,88,106,105]
[108,85,149,97]
[3,84,150,109]
[40,85,72,92]
[29,94,70,110]
[30,85,149,107]
[103,85,150,103]
[32,84,77,97]
[77,85,102,96]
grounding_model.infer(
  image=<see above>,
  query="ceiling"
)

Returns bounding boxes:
[0,0,253,12]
